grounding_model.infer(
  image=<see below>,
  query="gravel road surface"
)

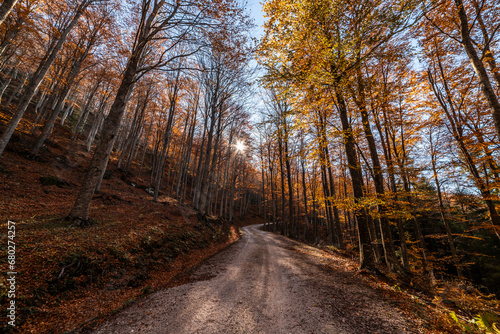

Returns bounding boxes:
[92,224,419,334]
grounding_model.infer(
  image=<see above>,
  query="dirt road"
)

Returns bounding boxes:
[92,225,420,334]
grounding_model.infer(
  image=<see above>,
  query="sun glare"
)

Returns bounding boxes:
[235,140,246,153]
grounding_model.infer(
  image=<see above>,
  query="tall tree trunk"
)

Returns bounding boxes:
[0,67,14,101]
[376,106,410,271]
[176,102,198,200]
[471,0,500,89]
[300,156,309,234]
[278,126,287,235]
[262,159,268,230]
[326,154,344,248]
[283,118,295,238]
[201,109,223,214]
[392,105,435,281]
[193,109,209,207]
[197,107,217,213]
[153,69,182,202]
[310,168,319,243]
[5,71,25,108]
[268,142,277,232]
[334,86,375,270]
[32,32,96,155]
[68,52,139,223]
[69,81,101,153]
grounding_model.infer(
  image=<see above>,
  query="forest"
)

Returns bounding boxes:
[0,0,500,333]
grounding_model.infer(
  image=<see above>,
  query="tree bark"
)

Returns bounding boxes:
[0,0,19,26]
[454,0,500,140]
[69,54,139,222]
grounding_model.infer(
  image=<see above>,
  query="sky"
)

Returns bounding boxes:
[247,0,266,39]
[244,0,267,125]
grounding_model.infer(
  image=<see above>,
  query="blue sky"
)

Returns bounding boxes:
[245,0,267,129]
[247,0,265,39]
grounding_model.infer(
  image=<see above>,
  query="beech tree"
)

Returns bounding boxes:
[0,0,497,293]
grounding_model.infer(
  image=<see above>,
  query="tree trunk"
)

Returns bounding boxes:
[428,65,500,234]
[454,0,500,140]
[377,106,410,271]
[278,126,287,235]
[5,71,25,108]
[69,82,101,153]
[283,118,295,238]
[68,53,139,222]
[334,86,375,270]
[0,0,19,26]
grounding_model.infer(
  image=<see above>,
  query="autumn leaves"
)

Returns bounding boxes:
[256,0,500,281]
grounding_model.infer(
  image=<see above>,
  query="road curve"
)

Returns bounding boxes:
[92,225,418,334]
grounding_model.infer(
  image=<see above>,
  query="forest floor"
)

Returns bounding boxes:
[90,225,470,334]
[0,120,246,333]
